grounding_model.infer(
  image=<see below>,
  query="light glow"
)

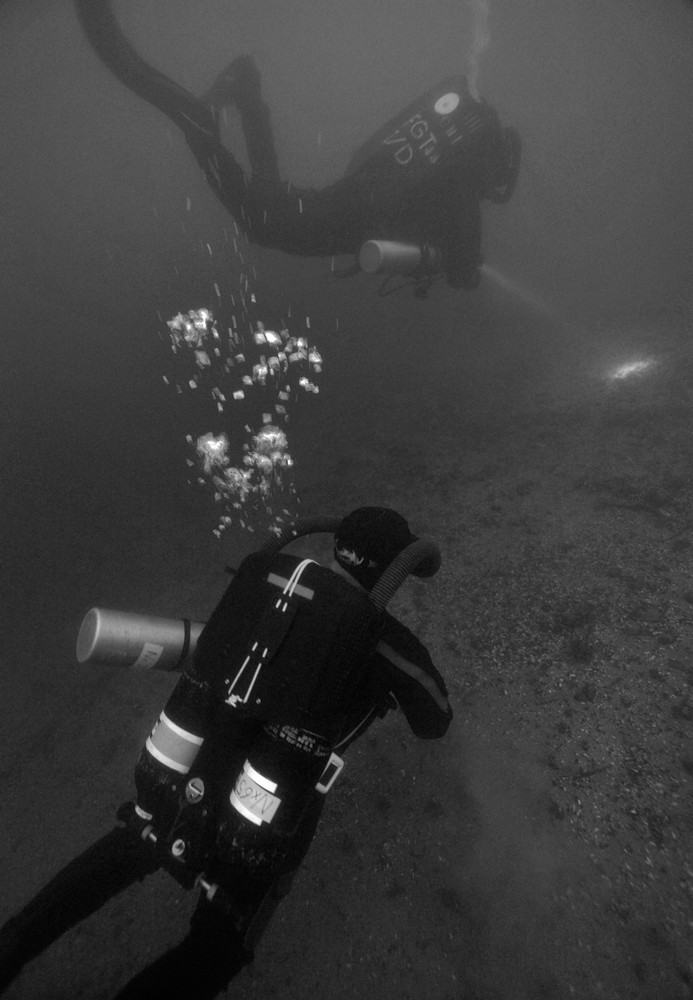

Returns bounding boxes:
[609,359,655,381]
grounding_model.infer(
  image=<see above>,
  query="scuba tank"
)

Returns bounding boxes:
[80,517,440,888]
[338,76,520,297]
[344,75,518,205]
[76,608,204,671]
[358,239,442,277]
[345,75,479,193]
[214,520,438,868]
[356,238,445,299]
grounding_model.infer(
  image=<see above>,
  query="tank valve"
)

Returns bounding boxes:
[196,875,219,903]
[185,777,205,803]
[171,839,187,858]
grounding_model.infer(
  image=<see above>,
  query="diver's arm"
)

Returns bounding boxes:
[374,621,453,739]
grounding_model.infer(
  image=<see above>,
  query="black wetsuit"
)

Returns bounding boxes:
[0,608,451,999]
[73,0,519,289]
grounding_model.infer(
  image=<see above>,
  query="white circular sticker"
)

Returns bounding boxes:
[434,92,460,116]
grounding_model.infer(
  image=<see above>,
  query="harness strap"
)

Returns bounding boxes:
[225,559,316,707]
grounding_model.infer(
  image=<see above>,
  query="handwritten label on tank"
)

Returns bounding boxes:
[132,642,164,669]
[230,772,281,826]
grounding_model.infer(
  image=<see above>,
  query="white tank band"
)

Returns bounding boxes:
[160,711,204,745]
[145,711,204,774]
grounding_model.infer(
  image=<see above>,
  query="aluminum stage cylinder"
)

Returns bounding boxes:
[358,240,424,275]
[76,608,205,671]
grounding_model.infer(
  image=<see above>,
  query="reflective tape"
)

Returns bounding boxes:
[267,572,314,600]
[145,711,204,774]
[244,760,277,793]
[230,760,281,826]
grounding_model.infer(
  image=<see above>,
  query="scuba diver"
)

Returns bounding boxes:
[0,508,452,999]
[74,0,521,296]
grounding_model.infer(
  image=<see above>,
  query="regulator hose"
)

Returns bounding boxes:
[260,517,441,612]
[369,538,441,611]
[260,517,342,554]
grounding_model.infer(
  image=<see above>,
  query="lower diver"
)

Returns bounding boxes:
[0,508,452,999]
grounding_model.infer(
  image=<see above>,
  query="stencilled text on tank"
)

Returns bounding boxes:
[383,114,441,166]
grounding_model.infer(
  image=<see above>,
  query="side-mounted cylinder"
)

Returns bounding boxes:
[76,608,204,671]
[358,240,441,277]
[133,670,214,823]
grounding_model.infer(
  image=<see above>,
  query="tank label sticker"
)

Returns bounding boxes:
[132,642,165,669]
[230,772,281,826]
[434,92,460,116]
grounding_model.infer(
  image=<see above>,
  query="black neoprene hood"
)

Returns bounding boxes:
[334,507,418,587]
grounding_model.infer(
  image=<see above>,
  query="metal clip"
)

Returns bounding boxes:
[315,752,344,794]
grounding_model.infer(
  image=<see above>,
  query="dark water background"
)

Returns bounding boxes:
[1,2,692,998]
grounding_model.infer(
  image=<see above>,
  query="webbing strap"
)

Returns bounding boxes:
[225,560,316,707]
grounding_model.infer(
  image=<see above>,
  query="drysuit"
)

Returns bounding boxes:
[74,0,520,289]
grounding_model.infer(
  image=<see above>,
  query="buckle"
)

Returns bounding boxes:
[315,752,344,794]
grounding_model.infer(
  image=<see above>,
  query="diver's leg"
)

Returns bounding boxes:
[75,0,218,140]
[111,891,254,1000]
[74,0,256,231]
[203,54,261,115]
[0,824,159,992]
[114,795,325,999]
[203,56,281,190]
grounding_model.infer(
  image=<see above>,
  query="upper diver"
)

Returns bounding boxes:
[74,1,521,295]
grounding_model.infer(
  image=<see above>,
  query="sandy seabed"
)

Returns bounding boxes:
[1,306,692,1000]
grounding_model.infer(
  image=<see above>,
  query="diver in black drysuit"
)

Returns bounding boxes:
[74,0,520,291]
[0,508,452,999]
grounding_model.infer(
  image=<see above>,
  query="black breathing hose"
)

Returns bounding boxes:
[260,518,441,612]
[259,517,342,554]
[369,538,441,611]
